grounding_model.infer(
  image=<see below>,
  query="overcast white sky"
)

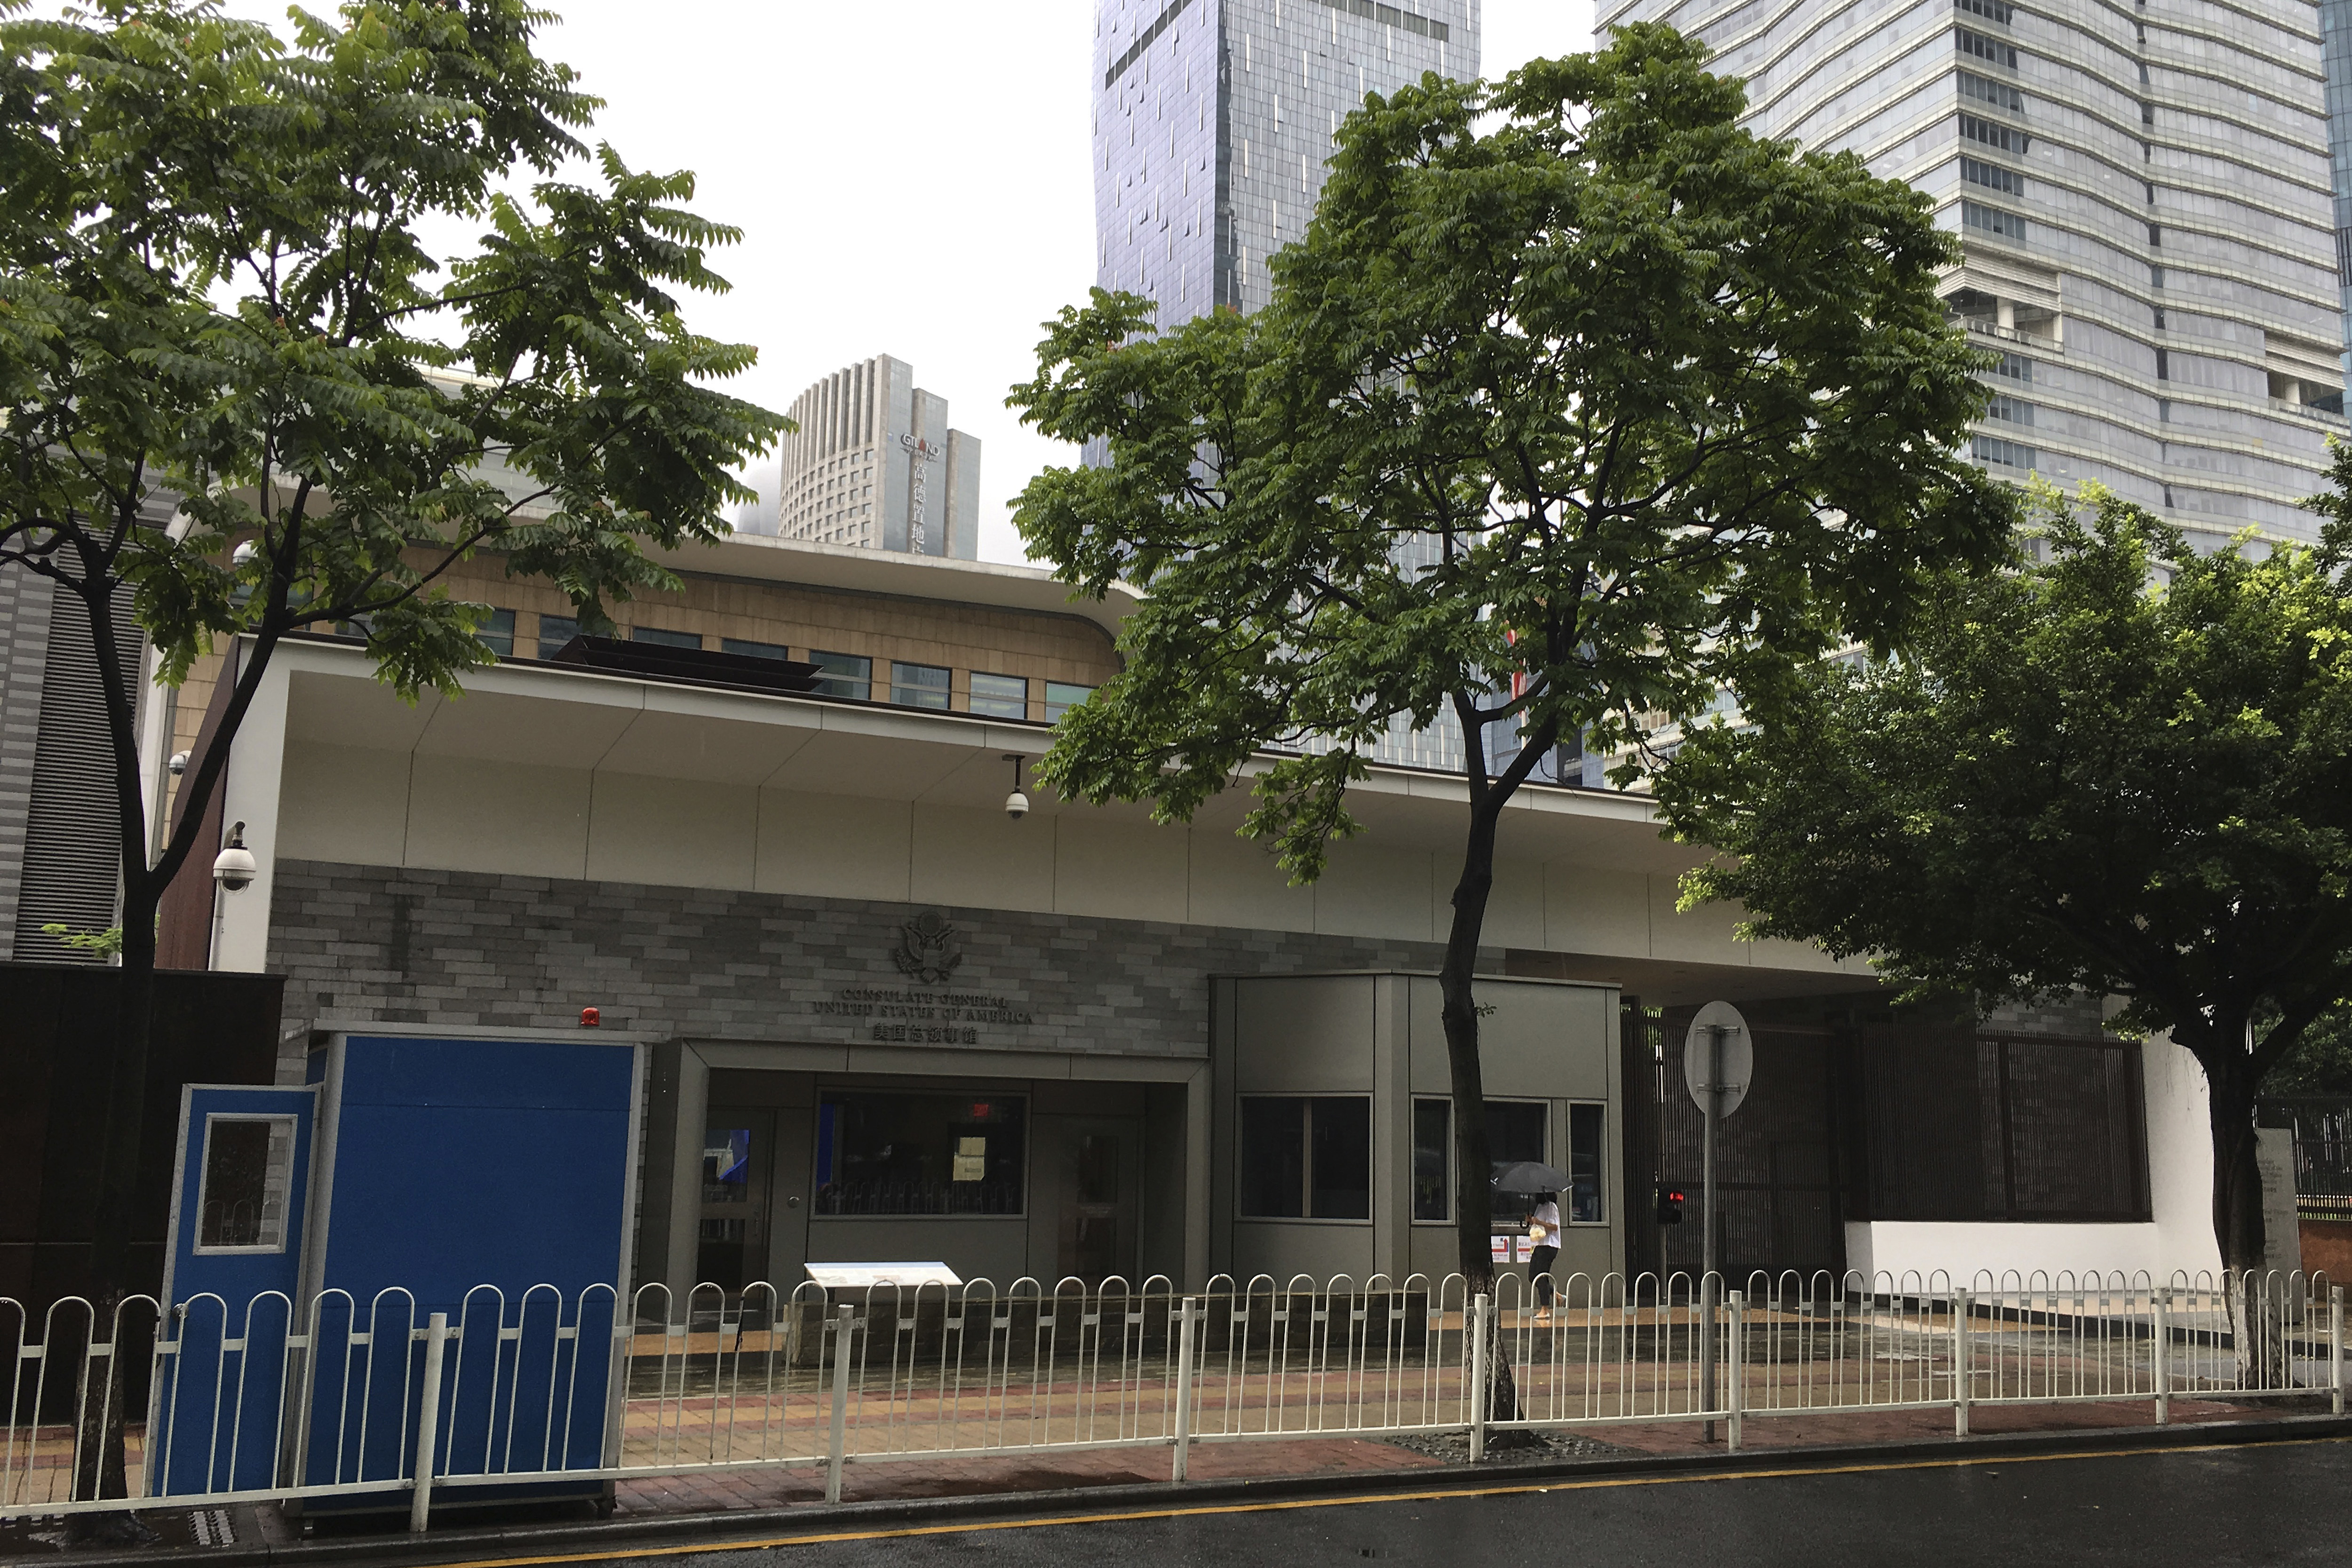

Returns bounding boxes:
[183,2,1596,561]
[525,2,1602,561]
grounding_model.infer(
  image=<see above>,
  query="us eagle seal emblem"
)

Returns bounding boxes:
[893,910,964,985]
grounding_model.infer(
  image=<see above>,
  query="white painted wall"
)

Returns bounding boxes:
[1845,1035,2227,1287]
[275,756,1822,972]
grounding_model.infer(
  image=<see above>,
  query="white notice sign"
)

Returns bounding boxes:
[804,1262,963,1289]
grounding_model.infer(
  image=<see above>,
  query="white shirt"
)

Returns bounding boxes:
[1532,1198,1561,1236]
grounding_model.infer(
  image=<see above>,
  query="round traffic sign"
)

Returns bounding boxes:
[1682,1000,1754,1118]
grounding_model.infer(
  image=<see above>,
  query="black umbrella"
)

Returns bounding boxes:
[1490,1161,1569,1194]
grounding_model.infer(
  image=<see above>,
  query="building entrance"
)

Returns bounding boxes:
[1041,1116,1142,1285]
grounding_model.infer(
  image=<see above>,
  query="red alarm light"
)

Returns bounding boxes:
[580,1006,601,1028]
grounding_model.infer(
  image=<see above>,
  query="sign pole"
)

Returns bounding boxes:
[1679,1001,1751,1447]
[1700,1023,1720,1441]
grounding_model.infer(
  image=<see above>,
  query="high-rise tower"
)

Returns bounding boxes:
[1604,0,2344,549]
[1095,0,1481,329]
[771,356,980,559]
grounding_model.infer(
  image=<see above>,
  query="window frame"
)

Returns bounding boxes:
[191,1113,299,1255]
[537,613,580,660]
[809,650,874,701]
[889,661,953,709]
[808,1088,1031,1221]
[969,671,1029,719]
[1565,1100,1607,1226]
[1235,1092,1374,1224]
[476,608,516,658]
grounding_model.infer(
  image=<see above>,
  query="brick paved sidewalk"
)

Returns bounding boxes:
[608,1393,2292,1516]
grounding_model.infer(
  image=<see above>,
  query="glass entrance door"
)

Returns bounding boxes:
[697,1111,773,1297]
[1054,1120,1141,1285]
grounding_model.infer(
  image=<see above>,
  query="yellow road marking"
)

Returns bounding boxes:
[429,1433,2352,1567]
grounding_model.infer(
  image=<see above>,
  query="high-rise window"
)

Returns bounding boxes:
[537,614,579,660]
[722,637,791,661]
[632,626,702,650]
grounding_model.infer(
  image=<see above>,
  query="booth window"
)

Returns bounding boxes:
[1567,1102,1605,1223]
[1238,1096,1370,1220]
[1412,1099,1450,1221]
[1409,1099,1556,1223]
[813,1091,1025,1216]
[195,1115,296,1252]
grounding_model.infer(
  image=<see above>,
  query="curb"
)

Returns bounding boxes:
[14,1412,2350,1568]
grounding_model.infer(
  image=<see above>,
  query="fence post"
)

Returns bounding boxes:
[2153,1287,2170,1427]
[2333,1286,2344,1419]
[1953,1289,1972,1440]
[1726,1290,1744,1453]
[1171,1297,1197,1483]
[1468,1293,1490,1464]
[408,1312,450,1534]
[824,1304,854,1505]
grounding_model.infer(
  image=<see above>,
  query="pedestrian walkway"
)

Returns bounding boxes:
[610,1393,2277,1515]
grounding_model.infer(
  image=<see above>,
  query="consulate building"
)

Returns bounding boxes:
[143,530,2246,1300]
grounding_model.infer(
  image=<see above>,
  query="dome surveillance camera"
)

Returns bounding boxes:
[1003,753,1030,821]
[213,821,257,892]
[168,750,190,777]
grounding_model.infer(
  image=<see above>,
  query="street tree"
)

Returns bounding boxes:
[0,0,785,1483]
[1656,480,2352,1277]
[1009,25,2013,1295]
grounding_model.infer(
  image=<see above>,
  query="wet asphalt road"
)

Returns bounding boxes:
[592,1437,2351,1568]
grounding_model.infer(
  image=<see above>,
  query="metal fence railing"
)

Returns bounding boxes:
[3,1269,2340,1525]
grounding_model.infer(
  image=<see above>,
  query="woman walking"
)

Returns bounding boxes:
[1527,1193,1560,1324]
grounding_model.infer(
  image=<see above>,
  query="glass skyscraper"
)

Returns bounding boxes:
[1094,0,1481,329]
[1604,0,2345,551]
[2324,0,2352,382]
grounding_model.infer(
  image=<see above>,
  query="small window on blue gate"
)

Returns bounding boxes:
[195,1116,295,1252]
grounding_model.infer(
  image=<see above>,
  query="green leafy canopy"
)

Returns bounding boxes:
[1660,477,2352,1072]
[0,0,787,931]
[1009,25,2015,879]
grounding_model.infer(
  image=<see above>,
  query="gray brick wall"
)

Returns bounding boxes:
[267,859,1490,1078]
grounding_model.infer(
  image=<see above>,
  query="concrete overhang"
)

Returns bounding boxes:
[271,636,1705,877]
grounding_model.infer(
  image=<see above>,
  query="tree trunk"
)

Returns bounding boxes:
[71,880,160,1531]
[2194,1040,2289,1391]
[1440,796,1521,1426]
[2203,1054,2267,1278]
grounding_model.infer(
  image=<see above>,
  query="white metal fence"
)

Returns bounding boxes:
[3,1268,2340,1525]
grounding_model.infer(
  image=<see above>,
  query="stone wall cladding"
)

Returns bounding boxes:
[268,859,1487,1075]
